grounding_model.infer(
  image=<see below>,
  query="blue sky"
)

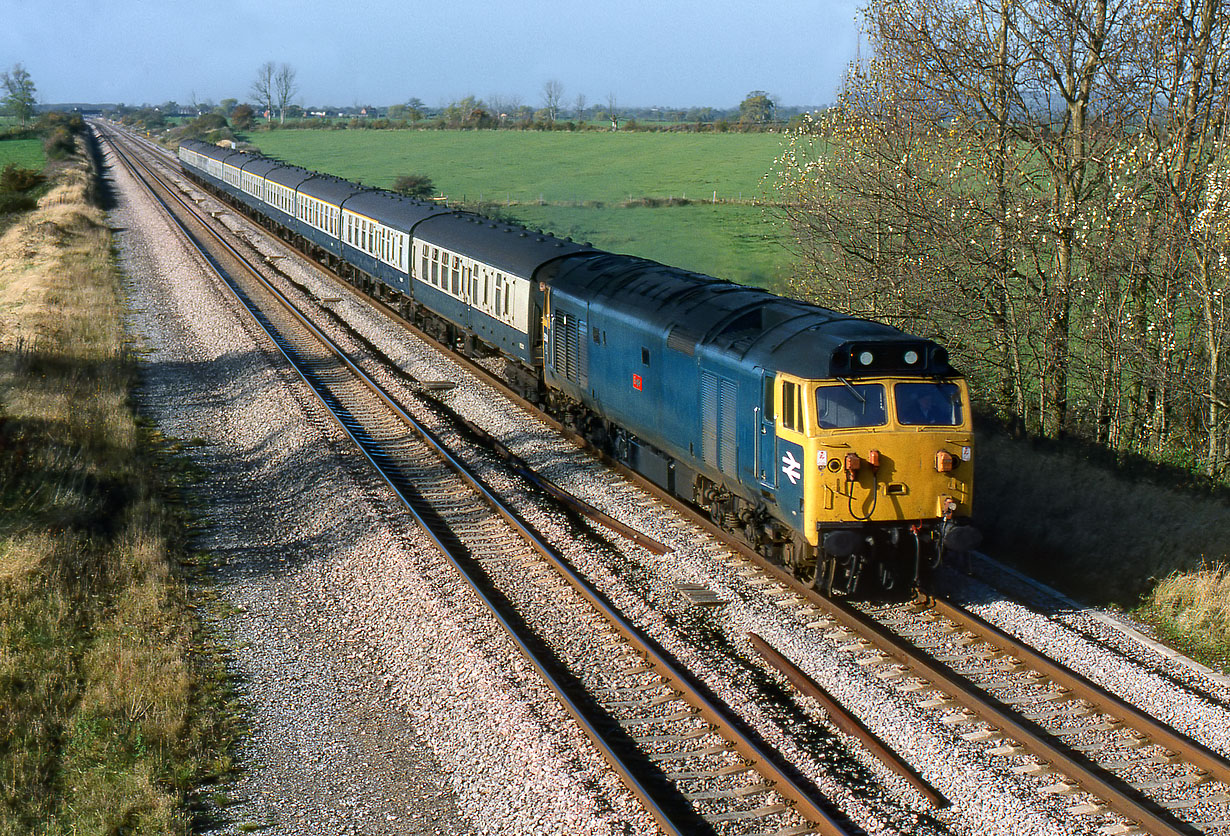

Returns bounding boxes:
[3,0,863,109]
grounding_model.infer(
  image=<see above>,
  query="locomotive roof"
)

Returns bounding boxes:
[545,254,951,379]
[297,174,362,205]
[341,189,452,229]
[414,213,595,279]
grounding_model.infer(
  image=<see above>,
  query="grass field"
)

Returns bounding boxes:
[505,203,791,288]
[248,130,794,289]
[0,138,45,171]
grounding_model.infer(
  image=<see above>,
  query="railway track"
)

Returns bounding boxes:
[103,122,1230,836]
[98,123,856,836]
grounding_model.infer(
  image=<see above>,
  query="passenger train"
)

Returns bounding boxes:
[177,137,980,594]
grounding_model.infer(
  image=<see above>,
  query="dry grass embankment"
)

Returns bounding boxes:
[0,136,235,834]
[976,426,1230,671]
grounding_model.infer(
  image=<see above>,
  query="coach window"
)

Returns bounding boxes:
[452,256,461,295]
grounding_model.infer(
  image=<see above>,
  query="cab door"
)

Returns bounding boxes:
[757,372,777,490]
[774,374,811,540]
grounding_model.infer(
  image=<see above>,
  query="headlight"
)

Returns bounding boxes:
[858,350,874,366]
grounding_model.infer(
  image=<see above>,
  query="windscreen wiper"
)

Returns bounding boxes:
[837,377,865,404]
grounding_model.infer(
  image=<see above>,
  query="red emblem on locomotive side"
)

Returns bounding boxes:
[632,374,642,391]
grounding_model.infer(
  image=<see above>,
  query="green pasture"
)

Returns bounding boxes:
[247,130,793,288]
[506,203,792,288]
[0,138,45,170]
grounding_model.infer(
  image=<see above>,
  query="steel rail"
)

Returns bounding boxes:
[927,594,1230,788]
[98,125,686,836]
[102,123,856,836]
[748,632,949,810]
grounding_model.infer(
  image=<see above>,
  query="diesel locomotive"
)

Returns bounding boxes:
[177,137,979,594]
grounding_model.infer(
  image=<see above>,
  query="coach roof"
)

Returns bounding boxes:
[341,189,451,230]
[414,212,595,278]
[265,164,313,189]
[297,174,362,206]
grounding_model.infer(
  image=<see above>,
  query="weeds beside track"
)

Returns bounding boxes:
[0,137,235,835]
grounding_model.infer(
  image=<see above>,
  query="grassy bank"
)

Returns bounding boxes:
[975,425,1230,671]
[0,136,235,833]
[247,129,793,289]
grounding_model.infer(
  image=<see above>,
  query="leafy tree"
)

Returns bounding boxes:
[1,64,37,126]
[738,91,775,124]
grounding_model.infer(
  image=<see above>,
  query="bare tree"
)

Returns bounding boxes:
[605,92,620,130]
[1137,0,1230,474]
[250,61,275,122]
[542,79,564,123]
[274,63,299,124]
[573,92,587,121]
[775,0,1230,475]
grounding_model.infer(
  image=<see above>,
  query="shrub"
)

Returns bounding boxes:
[392,173,435,198]
[0,190,37,214]
[43,126,75,159]
[193,112,228,132]
[230,104,254,131]
[1,163,44,192]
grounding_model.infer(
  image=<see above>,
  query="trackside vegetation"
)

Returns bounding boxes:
[0,125,236,833]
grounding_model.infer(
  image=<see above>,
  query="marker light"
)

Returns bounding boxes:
[858,351,874,366]
[844,452,862,482]
[904,350,919,365]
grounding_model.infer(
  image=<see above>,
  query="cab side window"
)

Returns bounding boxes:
[781,381,800,431]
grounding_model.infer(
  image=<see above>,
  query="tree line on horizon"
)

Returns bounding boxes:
[102,61,804,133]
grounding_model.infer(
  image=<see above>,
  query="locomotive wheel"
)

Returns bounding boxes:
[785,532,816,584]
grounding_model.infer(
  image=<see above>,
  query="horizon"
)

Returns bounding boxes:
[2,0,862,113]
